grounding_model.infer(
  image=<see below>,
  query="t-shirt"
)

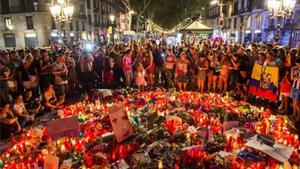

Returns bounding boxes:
[13,102,26,115]
[153,48,163,67]
[122,55,132,72]
[52,62,68,85]
[17,64,36,81]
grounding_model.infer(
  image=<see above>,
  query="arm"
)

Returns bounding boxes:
[145,57,153,70]
[0,117,17,124]
[40,60,51,71]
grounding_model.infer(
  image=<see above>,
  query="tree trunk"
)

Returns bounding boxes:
[136,14,141,32]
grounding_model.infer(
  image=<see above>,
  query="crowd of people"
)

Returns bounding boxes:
[1,38,300,139]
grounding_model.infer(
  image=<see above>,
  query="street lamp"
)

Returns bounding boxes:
[50,0,74,23]
[267,0,296,46]
[109,14,115,44]
[109,14,115,23]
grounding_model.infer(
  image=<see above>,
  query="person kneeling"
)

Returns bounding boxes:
[0,103,21,139]
[43,84,64,112]
[24,90,42,116]
[13,95,34,127]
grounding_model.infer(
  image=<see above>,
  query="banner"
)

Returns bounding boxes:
[248,63,279,102]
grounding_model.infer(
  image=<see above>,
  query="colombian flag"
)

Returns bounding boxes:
[248,63,279,102]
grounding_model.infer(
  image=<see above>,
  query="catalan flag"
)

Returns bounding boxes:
[248,63,279,102]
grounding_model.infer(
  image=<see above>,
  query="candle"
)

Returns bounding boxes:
[158,160,163,169]
[186,132,191,146]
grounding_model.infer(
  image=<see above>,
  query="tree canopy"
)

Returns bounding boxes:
[128,0,209,29]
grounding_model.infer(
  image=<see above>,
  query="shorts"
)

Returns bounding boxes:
[292,87,300,101]
[55,84,66,97]
[178,74,188,83]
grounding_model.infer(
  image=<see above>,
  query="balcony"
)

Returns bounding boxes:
[1,5,48,14]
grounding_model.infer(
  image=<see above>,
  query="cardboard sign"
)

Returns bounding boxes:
[46,117,80,140]
[223,121,240,132]
[44,155,59,169]
[107,103,135,143]
[246,135,294,162]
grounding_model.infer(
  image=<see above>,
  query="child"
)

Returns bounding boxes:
[279,72,291,113]
[24,90,41,116]
[236,70,248,100]
[135,64,146,92]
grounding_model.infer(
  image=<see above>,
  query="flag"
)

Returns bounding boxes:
[248,63,279,102]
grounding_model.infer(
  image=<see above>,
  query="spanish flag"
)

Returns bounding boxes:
[248,63,279,102]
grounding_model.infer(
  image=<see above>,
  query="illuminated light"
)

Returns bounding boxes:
[25,32,37,38]
[255,30,262,33]
[84,43,94,51]
[245,30,251,34]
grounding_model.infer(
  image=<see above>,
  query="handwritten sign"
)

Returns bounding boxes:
[107,103,135,143]
[44,155,59,169]
[223,121,240,132]
[46,117,80,140]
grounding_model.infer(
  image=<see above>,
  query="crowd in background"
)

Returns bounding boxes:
[1,38,300,139]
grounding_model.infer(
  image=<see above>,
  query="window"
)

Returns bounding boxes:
[87,0,90,9]
[4,33,16,48]
[4,18,13,30]
[82,22,85,31]
[51,17,56,29]
[76,21,79,30]
[70,21,73,31]
[26,16,34,29]
[80,3,84,13]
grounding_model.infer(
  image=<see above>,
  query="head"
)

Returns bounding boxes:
[137,64,144,72]
[166,49,172,56]
[238,47,245,54]
[266,44,273,52]
[1,103,10,113]
[251,44,258,53]
[24,90,32,100]
[24,54,34,65]
[41,49,49,60]
[266,52,274,62]
[180,52,187,60]
[190,47,196,55]
[57,54,64,63]
[46,83,54,92]
[2,52,9,63]
[10,51,18,60]
[258,52,266,61]
[232,54,239,61]
[15,94,23,104]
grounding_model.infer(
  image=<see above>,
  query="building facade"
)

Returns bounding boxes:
[0,0,122,49]
[205,0,300,47]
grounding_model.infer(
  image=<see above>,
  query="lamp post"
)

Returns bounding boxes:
[50,0,74,43]
[210,0,232,40]
[267,0,296,46]
[109,14,115,44]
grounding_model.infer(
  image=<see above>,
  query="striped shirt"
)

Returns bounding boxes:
[292,67,300,90]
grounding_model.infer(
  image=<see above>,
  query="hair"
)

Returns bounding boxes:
[295,57,300,64]
[25,54,34,62]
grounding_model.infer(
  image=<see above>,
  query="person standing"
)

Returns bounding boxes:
[123,50,134,88]
[196,53,208,93]
[176,52,189,91]
[79,53,94,90]
[17,54,39,96]
[144,50,155,89]
[65,51,78,94]
[163,49,176,90]
[0,60,10,104]
[290,58,300,122]
[152,41,164,86]
[38,49,53,93]
[52,54,68,103]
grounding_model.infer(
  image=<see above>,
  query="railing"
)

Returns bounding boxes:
[1,5,48,14]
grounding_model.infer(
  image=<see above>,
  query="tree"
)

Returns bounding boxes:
[122,0,208,30]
